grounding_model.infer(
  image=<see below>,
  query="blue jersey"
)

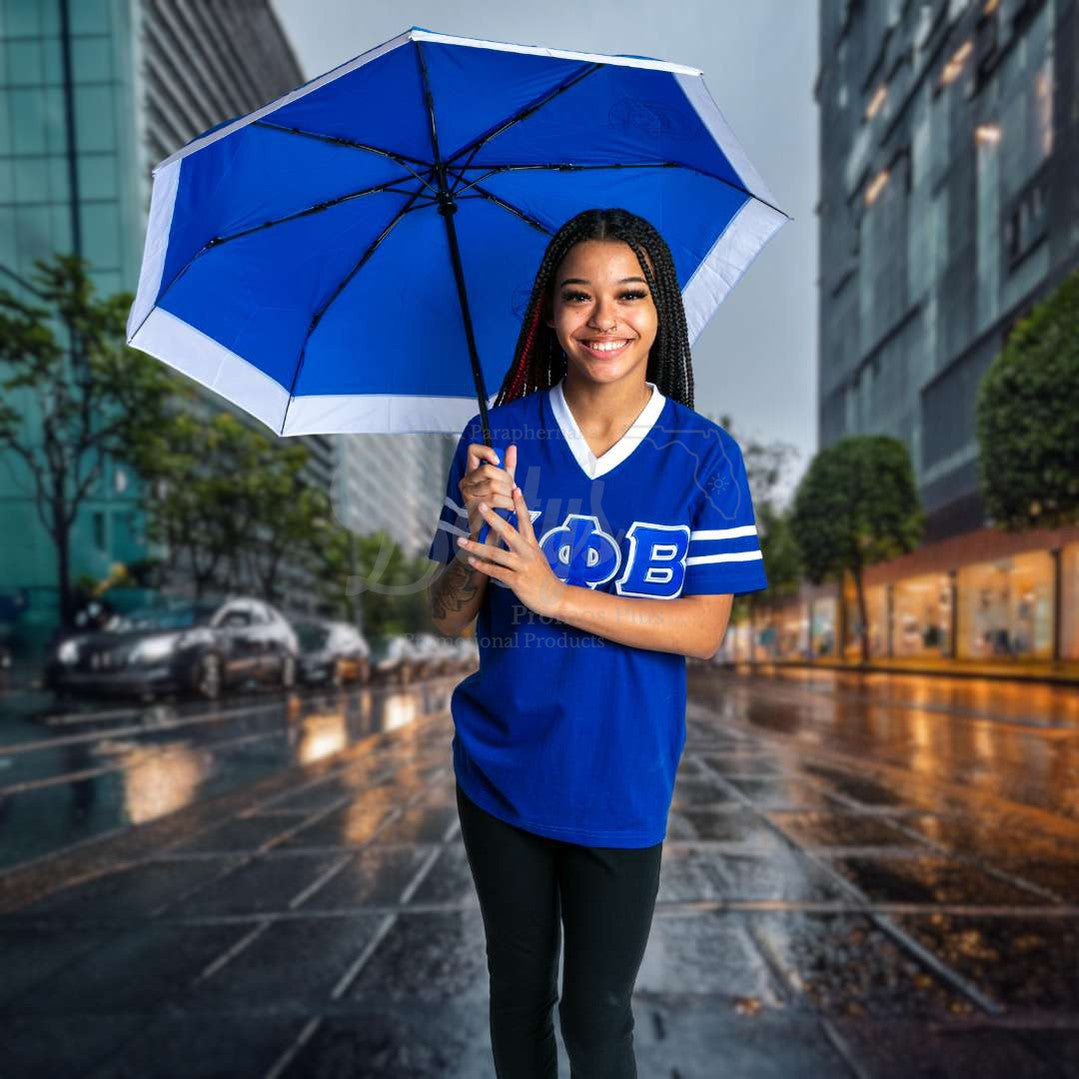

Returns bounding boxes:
[426,376,767,847]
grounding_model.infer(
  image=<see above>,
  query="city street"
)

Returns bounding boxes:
[2,667,1078,1077]
[1,0,1076,1076]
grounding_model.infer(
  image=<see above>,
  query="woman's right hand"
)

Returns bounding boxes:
[458,442,518,541]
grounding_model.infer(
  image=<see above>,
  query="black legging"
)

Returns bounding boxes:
[456,781,663,1078]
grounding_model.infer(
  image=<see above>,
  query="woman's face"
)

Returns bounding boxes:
[545,239,658,388]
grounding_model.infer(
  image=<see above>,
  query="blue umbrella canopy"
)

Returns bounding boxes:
[126,25,790,441]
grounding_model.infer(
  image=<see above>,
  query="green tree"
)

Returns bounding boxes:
[0,254,193,628]
[741,434,804,611]
[228,424,314,606]
[976,268,1079,531]
[303,505,359,622]
[789,436,924,662]
[133,411,328,607]
[706,412,805,648]
[350,530,435,642]
[130,411,243,600]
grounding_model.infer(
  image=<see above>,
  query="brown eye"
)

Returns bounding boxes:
[561,289,647,302]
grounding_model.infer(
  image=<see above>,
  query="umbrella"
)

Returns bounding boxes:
[126,25,790,540]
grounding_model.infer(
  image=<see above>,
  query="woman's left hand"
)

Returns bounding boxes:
[456,486,566,619]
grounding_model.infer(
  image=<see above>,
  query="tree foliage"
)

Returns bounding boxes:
[976,267,1079,531]
[0,254,189,627]
[704,410,805,624]
[789,435,924,660]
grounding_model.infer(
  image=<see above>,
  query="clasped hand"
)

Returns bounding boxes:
[456,442,565,619]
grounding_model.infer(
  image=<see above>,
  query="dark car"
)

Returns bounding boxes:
[295,619,371,687]
[368,634,416,685]
[44,596,299,703]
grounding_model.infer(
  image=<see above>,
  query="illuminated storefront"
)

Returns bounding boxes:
[706,532,1078,670]
[717,618,753,663]
[841,581,888,659]
[957,550,1054,660]
[1062,542,1079,661]
[809,595,837,657]
[777,603,810,659]
[891,573,952,657]
[731,528,1079,669]
[748,600,809,660]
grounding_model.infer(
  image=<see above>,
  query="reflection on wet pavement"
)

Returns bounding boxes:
[1,666,1078,1076]
[0,680,454,870]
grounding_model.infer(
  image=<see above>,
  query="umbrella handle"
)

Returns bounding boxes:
[477,507,516,546]
[476,447,516,546]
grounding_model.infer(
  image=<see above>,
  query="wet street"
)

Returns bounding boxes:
[2,666,1079,1077]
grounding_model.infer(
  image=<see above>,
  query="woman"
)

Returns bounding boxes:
[427,208,768,1078]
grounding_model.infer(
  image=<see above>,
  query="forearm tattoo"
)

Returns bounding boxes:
[431,551,483,622]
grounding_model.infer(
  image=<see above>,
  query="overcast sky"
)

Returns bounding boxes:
[270,1,820,500]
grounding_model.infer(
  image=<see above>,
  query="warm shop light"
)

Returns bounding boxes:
[974,123,1001,144]
[865,168,889,205]
[940,40,972,85]
[982,0,999,14]
[866,83,887,120]
[1035,68,1054,156]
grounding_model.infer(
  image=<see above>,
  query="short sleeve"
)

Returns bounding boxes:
[681,434,768,596]
[426,414,480,565]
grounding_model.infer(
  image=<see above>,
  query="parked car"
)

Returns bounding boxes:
[294,619,370,687]
[451,636,479,670]
[412,632,455,677]
[44,596,299,703]
[369,634,416,685]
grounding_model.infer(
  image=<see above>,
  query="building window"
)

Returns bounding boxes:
[957,551,1054,659]
[939,39,972,90]
[1004,173,1048,268]
[865,167,889,206]
[865,83,887,120]
[975,122,1002,331]
[973,7,999,93]
[893,574,952,657]
[840,0,863,33]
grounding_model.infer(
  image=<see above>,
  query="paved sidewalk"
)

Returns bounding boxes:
[745,654,1079,687]
[2,686,1078,1077]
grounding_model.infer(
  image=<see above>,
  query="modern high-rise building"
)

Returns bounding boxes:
[743,0,1078,667]
[0,0,440,653]
[333,428,436,575]
[816,0,1075,536]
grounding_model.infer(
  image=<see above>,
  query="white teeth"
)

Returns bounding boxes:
[583,340,629,352]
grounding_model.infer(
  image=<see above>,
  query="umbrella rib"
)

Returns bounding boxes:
[449,161,682,198]
[198,179,436,251]
[280,185,431,436]
[448,183,554,237]
[452,161,791,221]
[125,174,438,348]
[252,120,436,191]
[444,62,605,177]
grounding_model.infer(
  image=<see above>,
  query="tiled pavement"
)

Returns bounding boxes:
[2,690,1079,1078]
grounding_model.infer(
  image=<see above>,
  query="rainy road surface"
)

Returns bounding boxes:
[1,665,1078,1077]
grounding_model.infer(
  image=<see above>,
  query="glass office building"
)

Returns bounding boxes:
[0,0,351,651]
[763,0,1079,669]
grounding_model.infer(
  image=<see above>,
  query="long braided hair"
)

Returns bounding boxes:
[493,208,695,410]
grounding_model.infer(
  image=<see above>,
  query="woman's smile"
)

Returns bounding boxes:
[577,338,633,359]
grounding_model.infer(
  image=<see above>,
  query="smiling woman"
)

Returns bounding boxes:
[425,206,770,1078]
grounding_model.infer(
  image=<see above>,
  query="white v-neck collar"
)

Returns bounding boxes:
[548,376,667,480]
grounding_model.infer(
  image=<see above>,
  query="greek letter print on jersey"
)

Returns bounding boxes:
[426,376,767,847]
